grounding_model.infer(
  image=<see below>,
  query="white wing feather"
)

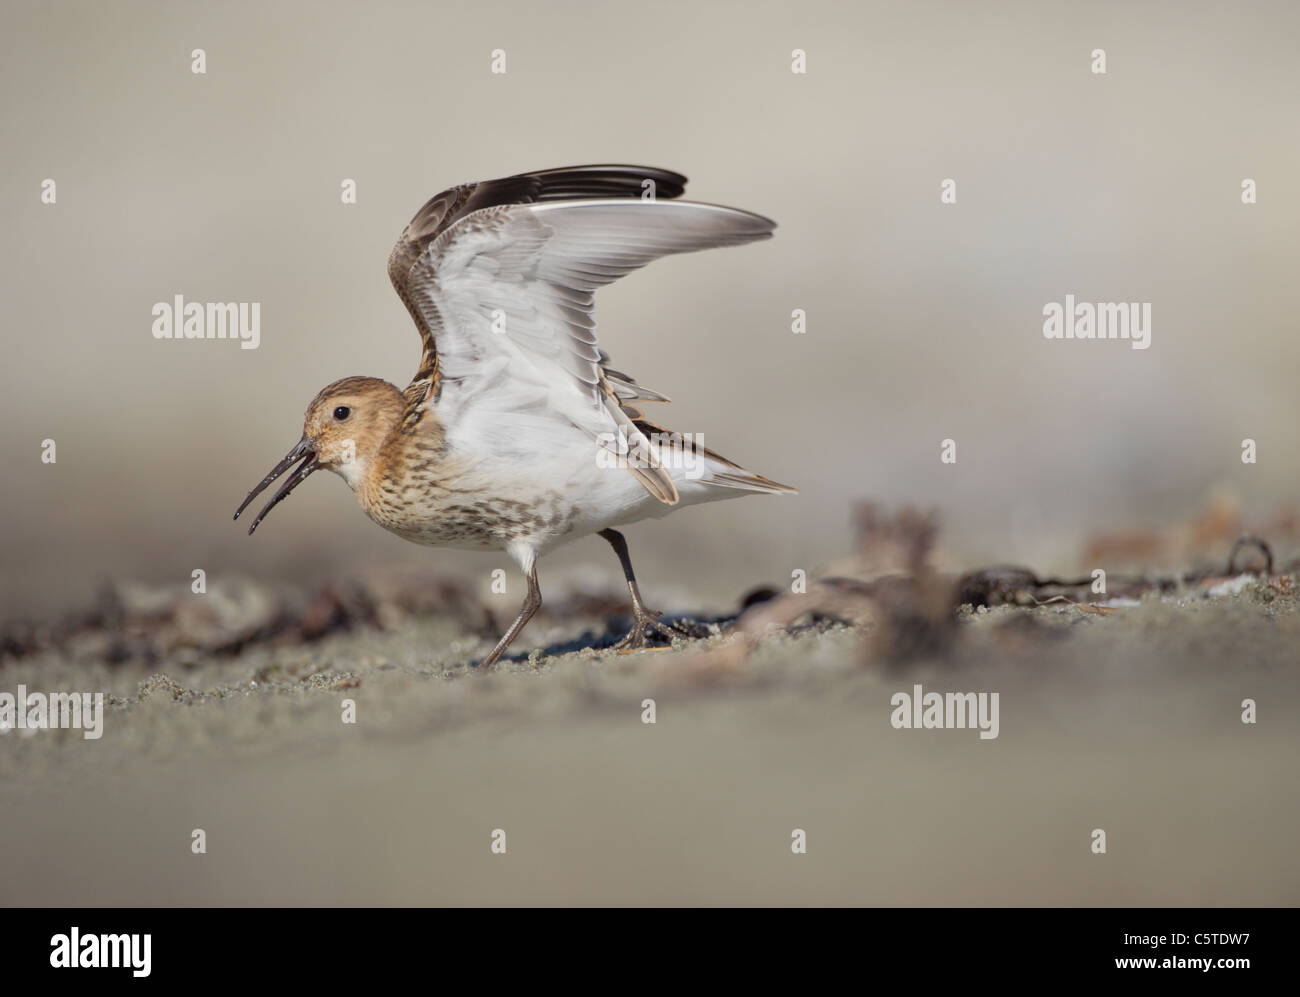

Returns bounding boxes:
[403,198,773,493]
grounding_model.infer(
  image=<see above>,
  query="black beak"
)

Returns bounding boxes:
[234,437,318,535]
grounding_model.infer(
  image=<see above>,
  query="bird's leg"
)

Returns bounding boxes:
[598,529,702,649]
[479,562,541,668]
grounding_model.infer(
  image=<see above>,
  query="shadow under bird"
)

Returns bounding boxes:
[234,165,796,666]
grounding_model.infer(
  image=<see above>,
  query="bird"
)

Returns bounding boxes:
[234,164,795,667]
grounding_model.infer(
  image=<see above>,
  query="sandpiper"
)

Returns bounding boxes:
[235,165,795,666]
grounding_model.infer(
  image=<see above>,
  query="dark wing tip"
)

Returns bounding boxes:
[522,164,688,201]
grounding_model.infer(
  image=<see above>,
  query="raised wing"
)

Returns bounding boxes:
[388,165,687,420]
[390,168,774,503]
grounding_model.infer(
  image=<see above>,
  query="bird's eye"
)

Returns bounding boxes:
[333,406,351,421]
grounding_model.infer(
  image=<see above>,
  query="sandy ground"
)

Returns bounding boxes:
[2,576,1297,907]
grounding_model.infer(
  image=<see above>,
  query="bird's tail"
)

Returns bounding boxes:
[632,417,798,496]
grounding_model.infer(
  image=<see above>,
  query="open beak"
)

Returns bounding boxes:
[233,436,318,535]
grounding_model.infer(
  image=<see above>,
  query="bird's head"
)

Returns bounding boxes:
[234,376,405,533]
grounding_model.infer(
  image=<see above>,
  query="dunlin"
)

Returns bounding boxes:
[235,165,795,666]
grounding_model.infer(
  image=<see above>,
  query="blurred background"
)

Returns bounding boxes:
[3,0,1298,618]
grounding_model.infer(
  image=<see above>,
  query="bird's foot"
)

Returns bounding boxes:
[611,610,710,651]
